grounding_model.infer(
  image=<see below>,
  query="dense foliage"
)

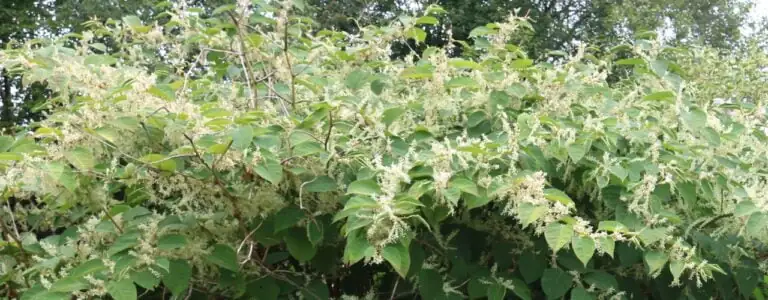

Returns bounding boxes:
[1,1,768,299]
[0,0,762,132]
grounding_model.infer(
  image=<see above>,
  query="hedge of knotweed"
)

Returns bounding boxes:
[1,1,768,299]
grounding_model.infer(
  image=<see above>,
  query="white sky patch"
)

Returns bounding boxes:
[745,0,768,36]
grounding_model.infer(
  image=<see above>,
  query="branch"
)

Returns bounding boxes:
[389,278,399,300]
[282,18,297,110]
[182,134,247,234]
[101,205,124,234]
[227,11,259,108]
[324,111,334,151]
[0,209,30,268]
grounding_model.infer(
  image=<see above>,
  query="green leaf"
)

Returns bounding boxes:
[307,219,324,246]
[284,228,317,262]
[669,260,685,282]
[157,234,187,250]
[347,179,381,196]
[140,154,176,172]
[382,243,410,278]
[84,54,118,65]
[518,203,546,228]
[406,27,427,42]
[304,176,338,192]
[700,127,721,146]
[95,127,120,144]
[572,236,595,266]
[583,271,618,290]
[0,136,13,152]
[596,237,615,258]
[487,283,506,300]
[382,107,406,126]
[163,260,191,296]
[415,16,439,25]
[291,0,307,11]
[131,270,159,290]
[469,26,496,37]
[65,147,95,170]
[345,69,368,90]
[122,15,142,28]
[246,277,279,300]
[206,244,239,271]
[570,287,595,300]
[510,277,532,300]
[419,269,446,298]
[638,228,666,245]
[302,279,329,300]
[567,143,587,162]
[615,58,645,65]
[208,143,230,154]
[511,59,534,69]
[253,158,283,185]
[643,251,668,276]
[370,79,386,95]
[50,276,88,292]
[683,108,707,129]
[449,59,482,70]
[735,200,758,217]
[68,259,106,277]
[401,64,434,79]
[449,176,479,196]
[519,251,545,283]
[464,192,491,210]
[274,206,304,233]
[107,279,137,300]
[231,125,254,150]
[735,267,760,297]
[541,268,574,299]
[745,212,768,237]
[293,141,325,157]
[444,76,479,89]
[108,231,140,255]
[609,164,627,181]
[468,278,486,299]
[597,221,628,233]
[147,84,175,101]
[644,91,675,101]
[343,230,372,265]
[545,222,574,253]
[0,152,23,161]
[544,188,574,207]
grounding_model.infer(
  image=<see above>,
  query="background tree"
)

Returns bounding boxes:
[308,0,756,57]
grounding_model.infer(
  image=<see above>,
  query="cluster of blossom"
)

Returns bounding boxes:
[130,217,161,267]
[494,171,570,234]
[363,154,415,249]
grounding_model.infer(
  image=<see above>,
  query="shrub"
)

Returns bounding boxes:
[1,2,767,299]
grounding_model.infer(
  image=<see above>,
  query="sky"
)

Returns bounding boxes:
[741,0,768,38]
[752,0,768,23]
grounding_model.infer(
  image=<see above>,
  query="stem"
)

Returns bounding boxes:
[183,134,247,235]
[101,205,124,234]
[0,218,28,261]
[0,211,30,288]
[389,278,399,300]
[324,111,334,151]
[283,21,296,109]
[227,12,259,108]
[261,246,270,263]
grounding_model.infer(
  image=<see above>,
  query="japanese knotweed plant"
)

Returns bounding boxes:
[0,1,767,299]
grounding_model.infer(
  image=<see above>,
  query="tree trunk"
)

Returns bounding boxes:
[0,68,15,131]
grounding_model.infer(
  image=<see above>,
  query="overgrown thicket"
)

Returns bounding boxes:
[1,1,768,299]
